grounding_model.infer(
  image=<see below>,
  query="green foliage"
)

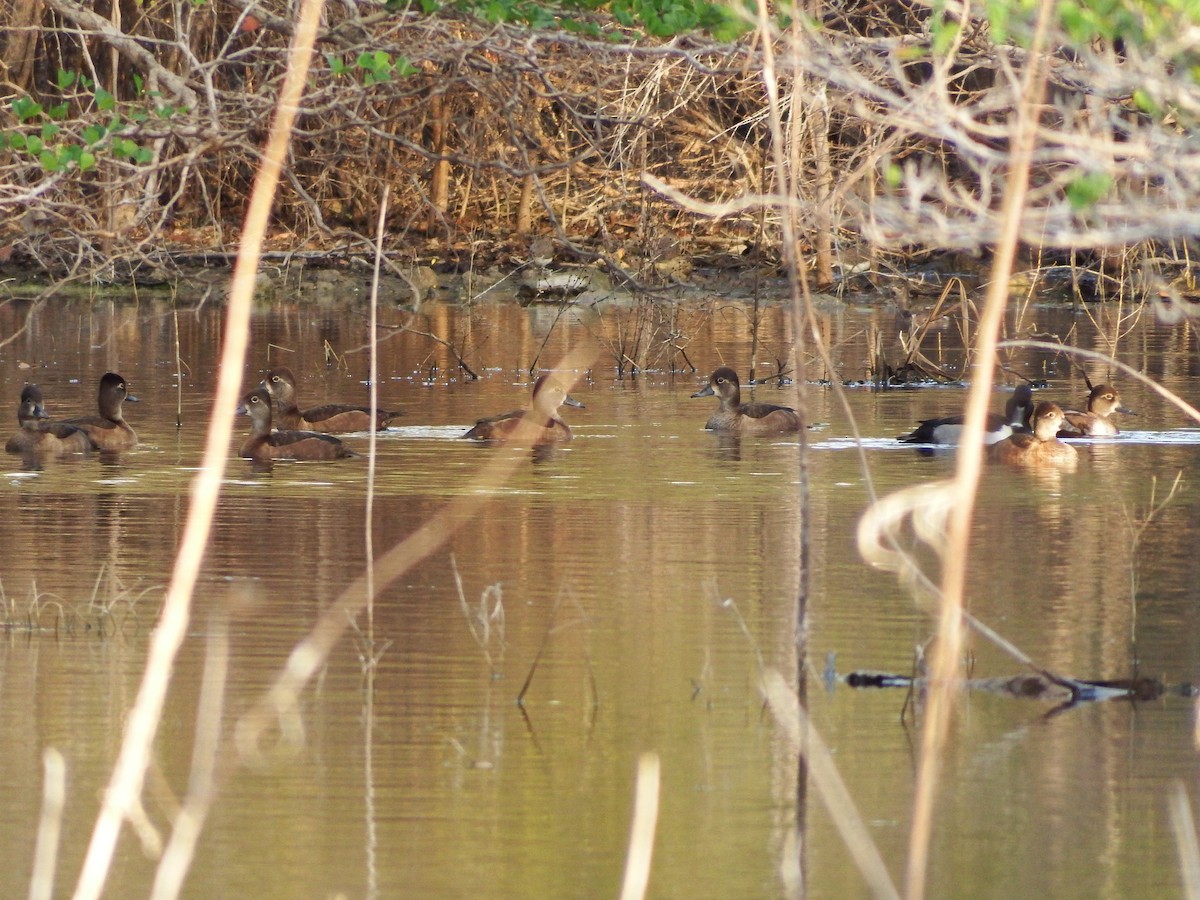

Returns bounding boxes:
[327,50,419,84]
[2,72,170,174]
[984,0,1200,51]
[610,0,751,39]
[384,0,752,39]
[1065,170,1113,211]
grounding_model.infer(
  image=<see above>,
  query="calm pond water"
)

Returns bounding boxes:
[0,284,1198,898]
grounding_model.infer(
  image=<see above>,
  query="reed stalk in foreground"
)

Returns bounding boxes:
[70,0,329,896]
[619,752,661,900]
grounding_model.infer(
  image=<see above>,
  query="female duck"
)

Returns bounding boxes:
[62,372,138,450]
[1056,384,1133,437]
[900,384,1033,445]
[989,401,1077,468]
[262,367,402,432]
[463,375,584,444]
[691,367,801,435]
[5,385,97,456]
[238,387,358,461]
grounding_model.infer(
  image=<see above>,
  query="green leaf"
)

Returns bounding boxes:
[26,134,43,154]
[79,150,96,172]
[56,69,77,90]
[932,19,959,55]
[132,73,144,96]
[12,96,42,122]
[111,137,136,158]
[133,146,153,164]
[48,103,70,121]
[1065,171,1112,211]
[83,124,106,145]
[39,149,61,172]
[1132,89,1159,115]
[41,123,61,141]
[95,88,116,112]
[884,163,903,188]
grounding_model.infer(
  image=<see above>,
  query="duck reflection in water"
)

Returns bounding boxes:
[691,368,801,435]
[5,384,97,459]
[237,386,359,463]
[463,375,584,445]
[989,401,1077,470]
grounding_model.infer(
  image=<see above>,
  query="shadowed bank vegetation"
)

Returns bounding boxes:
[3,0,1200,297]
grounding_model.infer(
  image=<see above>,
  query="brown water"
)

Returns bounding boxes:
[0,288,1198,898]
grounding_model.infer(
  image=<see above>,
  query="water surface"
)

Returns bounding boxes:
[0,290,1197,898]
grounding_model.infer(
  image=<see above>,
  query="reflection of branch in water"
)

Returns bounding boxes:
[382,316,482,381]
[843,668,1191,718]
[451,554,505,679]
[1120,472,1184,659]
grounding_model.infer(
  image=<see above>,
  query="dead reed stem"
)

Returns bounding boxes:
[70,1,328,896]
[1171,782,1200,900]
[149,611,231,900]
[905,4,1055,897]
[618,752,661,900]
[751,3,814,891]
[29,748,66,900]
[762,670,900,899]
[366,187,390,640]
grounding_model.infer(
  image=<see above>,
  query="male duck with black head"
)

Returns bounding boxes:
[238,387,359,461]
[5,385,97,456]
[691,367,801,435]
[61,372,138,450]
[262,367,402,433]
[899,384,1034,446]
[989,401,1077,469]
[1057,384,1134,437]
[463,374,584,445]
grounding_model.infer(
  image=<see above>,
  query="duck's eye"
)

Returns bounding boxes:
[716,377,726,385]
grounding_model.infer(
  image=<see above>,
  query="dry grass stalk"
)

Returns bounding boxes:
[761,670,899,900]
[29,748,66,900]
[70,0,330,896]
[619,752,661,900]
[149,611,230,900]
[902,17,1049,893]
[1171,782,1200,900]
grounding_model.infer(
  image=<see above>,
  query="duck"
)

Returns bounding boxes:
[691,367,801,434]
[5,385,97,456]
[1056,384,1133,437]
[238,387,359,461]
[899,384,1034,445]
[60,372,138,450]
[463,375,584,444]
[989,401,1078,468]
[262,367,402,432]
